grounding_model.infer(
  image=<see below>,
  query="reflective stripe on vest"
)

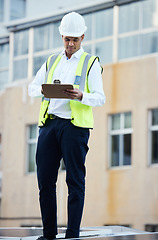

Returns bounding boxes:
[70,53,98,128]
[38,54,62,126]
[38,52,98,128]
[44,54,59,83]
[74,52,91,91]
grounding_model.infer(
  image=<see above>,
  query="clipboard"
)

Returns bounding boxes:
[42,84,73,98]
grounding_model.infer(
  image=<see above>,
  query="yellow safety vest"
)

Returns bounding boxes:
[38,52,99,128]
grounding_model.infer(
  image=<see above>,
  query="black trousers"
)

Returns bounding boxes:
[36,118,90,238]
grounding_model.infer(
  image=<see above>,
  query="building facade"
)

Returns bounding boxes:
[0,0,158,232]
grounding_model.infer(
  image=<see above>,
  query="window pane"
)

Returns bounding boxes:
[119,2,139,33]
[83,13,92,41]
[10,0,26,20]
[123,134,131,165]
[0,43,9,68]
[111,114,120,130]
[142,0,158,28]
[0,71,8,90]
[118,35,139,60]
[83,45,92,54]
[29,124,37,139]
[111,135,120,167]
[0,0,4,22]
[14,30,28,56]
[141,32,158,55]
[28,143,36,172]
[95,8,113,38]
[34,24,50,52]
[95,40,113,64]
[33,55,49,76]
[151,131,158,164]
[152,109,158,126]
[124,112,132,128]
[13,59,28,80]
[53,21,63,48]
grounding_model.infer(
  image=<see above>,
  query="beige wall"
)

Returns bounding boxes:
[83,56,158,230]
[0,86,41,227]
[0,56,158,230]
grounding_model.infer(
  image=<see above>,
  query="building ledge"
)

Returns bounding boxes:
[0,226,157,240]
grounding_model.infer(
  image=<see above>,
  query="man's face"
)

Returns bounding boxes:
[62,35,84,58]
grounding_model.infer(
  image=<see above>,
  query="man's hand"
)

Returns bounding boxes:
[63,88,83,101]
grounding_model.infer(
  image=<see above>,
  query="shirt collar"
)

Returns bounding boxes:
[61,47,84,59]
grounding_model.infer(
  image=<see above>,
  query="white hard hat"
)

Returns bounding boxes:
[59,12,87,37]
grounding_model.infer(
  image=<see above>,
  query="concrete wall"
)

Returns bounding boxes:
[0,55,158,230]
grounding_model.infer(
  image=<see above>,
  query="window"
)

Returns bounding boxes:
[141,32,158,55]
[83,13,92,41]
[119,1,139,34]
[118,1,140,60]
[26,124,38,173]
[13,29,28,81]
[0,42,9,90]
[83,8,113,65]
[26,125,65,173]
[14,30,28,56]
[142,0,158,28]
[0,0,4,22]
[6,0,158,86]
[34,22,62,52]
[118,0,158,61]
[149,109,158,164]
[33,21,62,75]
[145,224,158,232]
[118,35,139,60]
[33,55,49,76]
[10,0,26,20]
[109,112,132,167]
[34,24,52,52]
[95,40,113,64]
[95,8,113,38]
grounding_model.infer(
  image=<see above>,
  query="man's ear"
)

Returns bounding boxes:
[81,34,85,41]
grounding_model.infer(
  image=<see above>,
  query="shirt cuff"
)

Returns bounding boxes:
[37,86,43,97]
[80,92,86,104]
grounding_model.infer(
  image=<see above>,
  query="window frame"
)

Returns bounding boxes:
[0,40,9,90]
[148,108,158,166]
[32,21,63,76]
[12,29,29,82]
[117,0,158,62]
[25,124,38,174]
[108,112,133,169]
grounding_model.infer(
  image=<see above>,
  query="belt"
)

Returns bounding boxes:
[48,114,60,119]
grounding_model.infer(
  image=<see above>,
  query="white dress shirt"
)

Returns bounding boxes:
[28,47,106,119]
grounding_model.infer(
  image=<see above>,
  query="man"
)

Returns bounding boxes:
[28,11,105,240]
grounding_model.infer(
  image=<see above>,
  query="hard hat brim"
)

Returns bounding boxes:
[59,26,87,37]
